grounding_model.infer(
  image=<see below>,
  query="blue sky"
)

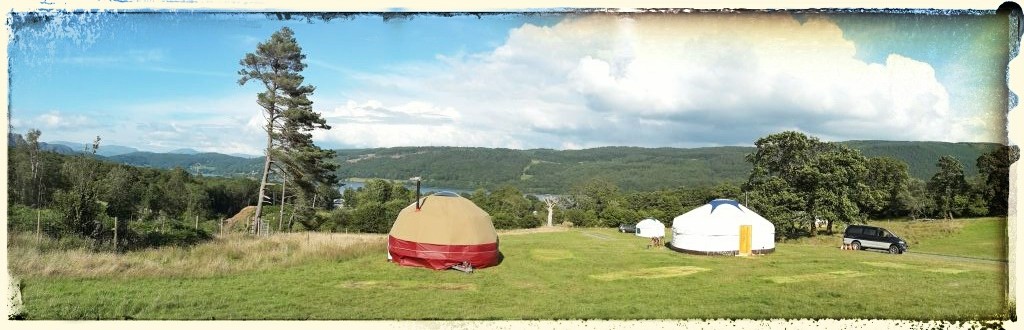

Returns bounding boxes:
[7,12,1009,154]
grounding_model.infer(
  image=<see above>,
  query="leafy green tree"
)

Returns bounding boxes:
[976,145,1019,216]
[745,132,876,237]
[745,175,805,239]
[351,201,388,233]
[864,157,912,218]
[708,182,742,201]
[964,176,991,217]
[745,131,825,183]
[52,136,104,241]
[897,179,934,220]
[141,182,167,219]
[744,132,819,236]
[102,166,143,220]
[24,129,44,207]
[927,155,968,220]
[160,168,192,219]
[238,26,335,234]
[802,145,874,234]
[359,179,395,205]
[468,185,542,229]
[568,178,627,227]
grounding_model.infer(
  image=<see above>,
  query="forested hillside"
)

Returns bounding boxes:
[335,142,1002,193]
[840,140,1001,179]
[37,137,1002,193]
[108,152,264,177]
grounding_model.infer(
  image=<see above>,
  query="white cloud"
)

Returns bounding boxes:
[28,111,96,129]
[13,94,268,155]
[313,100,520,148]
[320,14,995,149]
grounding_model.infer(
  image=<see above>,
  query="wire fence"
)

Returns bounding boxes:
[7,206,232,252]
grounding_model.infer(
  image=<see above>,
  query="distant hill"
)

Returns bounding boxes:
[334,141,1003,193]
[52,141,138,157]
[70,139,1002,192]
[229,153,262,159]
[108,152,263,177]
[840,140,1000,180]
[9,134,77,154]
[168,148,201,155]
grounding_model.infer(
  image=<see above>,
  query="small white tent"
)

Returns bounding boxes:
[669,199,775,256]
[634,218,665,238]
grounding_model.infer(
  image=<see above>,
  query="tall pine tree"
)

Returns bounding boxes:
[238,27,336,235]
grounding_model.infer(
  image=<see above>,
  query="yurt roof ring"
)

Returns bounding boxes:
[709,199,742,213]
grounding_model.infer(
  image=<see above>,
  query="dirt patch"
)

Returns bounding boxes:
[531,249,573,261]
[224,206,256,231]
[766,270,868,284]
[590,266,709,281]
[861,262,914,269]
[337,280,477,291]
[581,232,613,240]
[925,268,969,274]
[861,262,968,274]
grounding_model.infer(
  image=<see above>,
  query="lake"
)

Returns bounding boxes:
[337,181,472,195]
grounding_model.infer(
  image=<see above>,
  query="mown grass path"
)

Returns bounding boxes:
[15,220,1007,320]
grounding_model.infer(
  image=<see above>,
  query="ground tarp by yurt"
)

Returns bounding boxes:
[635,218,666,238]
[387,191,501,270]
[669,199,775,256]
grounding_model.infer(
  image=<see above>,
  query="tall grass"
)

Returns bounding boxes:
[8,232,386,279]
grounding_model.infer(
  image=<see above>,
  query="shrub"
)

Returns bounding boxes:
[492,212,518,230]
[123,220,213,249]
[350,201,389,233]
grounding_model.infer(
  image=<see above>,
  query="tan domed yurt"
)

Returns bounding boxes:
[669,199,775,256]
[387,191,501,270]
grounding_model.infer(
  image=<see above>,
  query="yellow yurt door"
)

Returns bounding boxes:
[738,225,752,255]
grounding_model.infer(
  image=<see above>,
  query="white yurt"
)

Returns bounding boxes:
[634,218,666,238]
[669,199,775,256]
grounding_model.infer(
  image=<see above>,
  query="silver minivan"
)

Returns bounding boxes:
[843,225,908,254]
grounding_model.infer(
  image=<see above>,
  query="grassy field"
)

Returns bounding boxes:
[869,218,1007,261]
[9,219,1008,320]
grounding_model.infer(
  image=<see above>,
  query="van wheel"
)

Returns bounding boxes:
[851,241,861,250]
[889,245,901,254]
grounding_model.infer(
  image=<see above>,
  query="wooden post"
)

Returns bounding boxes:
[287,211,295,233]
[278,174,287,233]
[220,218,224,235]
[113,216,118,251]
[160,215,164,233]
[36,209,41,245]
[195,215,199,230]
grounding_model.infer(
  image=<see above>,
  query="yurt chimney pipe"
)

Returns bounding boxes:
[411,177,422,210]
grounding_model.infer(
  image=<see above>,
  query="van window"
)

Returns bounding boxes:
[862,228,878,237]
[846,227,862,235]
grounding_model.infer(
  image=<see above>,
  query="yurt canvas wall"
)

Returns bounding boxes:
[669,199,775,256]
[635,218,666,238]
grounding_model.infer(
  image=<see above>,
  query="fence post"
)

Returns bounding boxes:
[220,218,224,235]
[114,216,118,252]
[36,209,41,245]
[195,215,199,230]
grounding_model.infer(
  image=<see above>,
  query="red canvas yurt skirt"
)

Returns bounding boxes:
[388,236,499,269]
